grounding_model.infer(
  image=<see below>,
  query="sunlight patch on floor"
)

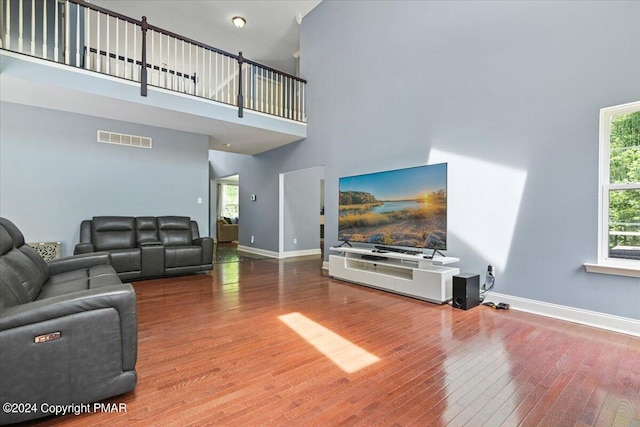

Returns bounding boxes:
[278,312,380,373]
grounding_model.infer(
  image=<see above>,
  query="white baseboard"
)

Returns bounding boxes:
[237,245,321,259]
[487,292,640,337]
[279,248,322,259]
[237,245,279,259]
[322,261,330,271]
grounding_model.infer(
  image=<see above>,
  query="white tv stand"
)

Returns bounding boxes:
[329,247,460,304]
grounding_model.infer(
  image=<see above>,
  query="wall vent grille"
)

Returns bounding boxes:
[97,130,152,149]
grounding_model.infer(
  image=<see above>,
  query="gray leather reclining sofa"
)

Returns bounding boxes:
[0,217,137,425]
[74,216,213,280]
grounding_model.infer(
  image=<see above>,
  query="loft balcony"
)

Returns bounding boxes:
[0,0,307,155]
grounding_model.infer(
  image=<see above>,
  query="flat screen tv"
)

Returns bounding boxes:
[338,163,447,251]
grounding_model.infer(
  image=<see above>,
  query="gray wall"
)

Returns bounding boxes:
[210,150,279,251]
[210,0,640,319]
[283,166,324,252]
[0,102,210,256]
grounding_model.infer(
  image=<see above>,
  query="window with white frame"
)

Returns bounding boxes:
[219,183,239,219]
[593,101,640,275]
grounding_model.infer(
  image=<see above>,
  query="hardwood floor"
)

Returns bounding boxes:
[33,256,639,426]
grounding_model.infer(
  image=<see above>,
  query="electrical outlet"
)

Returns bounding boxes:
[293,238,297,244]
[251,235,255,244]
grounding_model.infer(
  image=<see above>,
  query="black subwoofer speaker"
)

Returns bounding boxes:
[452,273,480,310]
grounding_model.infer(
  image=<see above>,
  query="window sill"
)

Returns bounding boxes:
[584,262,640,278]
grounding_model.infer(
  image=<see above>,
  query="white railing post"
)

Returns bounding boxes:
[181,39,184,92]
[85,7,90,68]
[53,0,58,60]
[284,76,288,118]
[18,0,23,52]
[64,0,70,64]
[105,13,109,74]
[201,47,205,97]
[159,32,163,87]
[124,20,128,76]
[271,71,275,114]
[95,10,100,71]
[302,81,306,122]
[261,67,265,112]
[208,49,212,98]
[3,0,11,50]
[132,21,136,80]
[75,2,80,66]
[0,0,3,49]
[232,56,236,106]
[214,52,218,101]
[115,18,119,76]
[30,0,35,55]
[166,35,170,88]
[251,65,254,110]
[192,46,195,95]
[166,33,170,89]
[278,74,282,117]
[42,0,47,58]
[150,29,154,85]
[227,55,231,103]
[244,62,248,108]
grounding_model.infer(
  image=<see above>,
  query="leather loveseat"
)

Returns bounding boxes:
[74,216,213,280]
[0,217,137,425]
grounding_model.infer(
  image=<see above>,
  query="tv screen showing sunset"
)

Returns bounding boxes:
[338,163,447,249]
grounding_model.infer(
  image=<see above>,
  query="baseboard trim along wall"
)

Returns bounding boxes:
[238,245,321,259]
[320,263,639,337]
[487,292,640,337]
[237,245,279,259]
[279,248,322,259]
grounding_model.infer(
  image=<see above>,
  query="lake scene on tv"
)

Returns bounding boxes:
[338,163,447,249]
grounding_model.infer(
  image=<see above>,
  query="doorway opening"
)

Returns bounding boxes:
[215,174,239,243]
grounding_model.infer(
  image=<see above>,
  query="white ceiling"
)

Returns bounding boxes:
[90,0,322,75]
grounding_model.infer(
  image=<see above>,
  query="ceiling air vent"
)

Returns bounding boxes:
[97,130,152,149]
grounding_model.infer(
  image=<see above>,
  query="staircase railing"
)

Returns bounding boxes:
[0,0,307,122]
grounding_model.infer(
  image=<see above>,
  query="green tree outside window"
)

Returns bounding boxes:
[608,111,640,258]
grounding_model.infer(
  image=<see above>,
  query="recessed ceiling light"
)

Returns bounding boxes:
[232,16,246,28]
[224,143,232,147]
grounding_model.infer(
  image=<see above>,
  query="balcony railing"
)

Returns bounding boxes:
[0,0,307,122]
[609,222,640,260]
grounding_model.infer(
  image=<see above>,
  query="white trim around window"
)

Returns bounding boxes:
[584,101,640,278]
